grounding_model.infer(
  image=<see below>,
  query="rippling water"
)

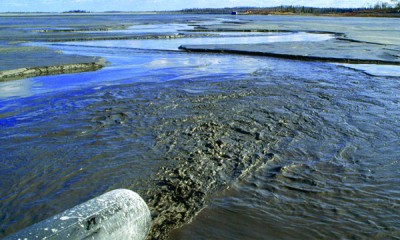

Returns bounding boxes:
[1,14,400,239]
[171,61,400,239]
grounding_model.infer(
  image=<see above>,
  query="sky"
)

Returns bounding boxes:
[0,0,390,12]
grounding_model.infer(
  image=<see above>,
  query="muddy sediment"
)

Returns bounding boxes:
[120,82,285,239]
[76,80,282,240]
[147,118,273,239]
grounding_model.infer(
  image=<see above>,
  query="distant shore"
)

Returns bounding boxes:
[258,12,400,18]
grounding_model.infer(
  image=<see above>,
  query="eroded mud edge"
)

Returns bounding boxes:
[0,60,106,81]
[179,46,400,66]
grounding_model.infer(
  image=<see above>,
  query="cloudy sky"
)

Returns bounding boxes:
[1,0,388,12]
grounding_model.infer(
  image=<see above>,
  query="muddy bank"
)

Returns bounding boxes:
[0,46,105,81]
[179,39,400,65]
[0,62,105,81]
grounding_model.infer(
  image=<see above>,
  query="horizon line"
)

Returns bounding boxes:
[1,5,390,14]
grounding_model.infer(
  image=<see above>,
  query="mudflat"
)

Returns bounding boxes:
[180,16,400,65]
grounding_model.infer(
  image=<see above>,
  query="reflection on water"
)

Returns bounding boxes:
[91,17,246,34]
[58,32,334,51]
[0,46,271,101]
[105,17,246,34]
[0,78,35,99]
[108,23,194,34]
[190,17,246,26]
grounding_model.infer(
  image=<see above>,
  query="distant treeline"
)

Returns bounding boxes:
[63,10,90,13]
[178,4,400,15]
